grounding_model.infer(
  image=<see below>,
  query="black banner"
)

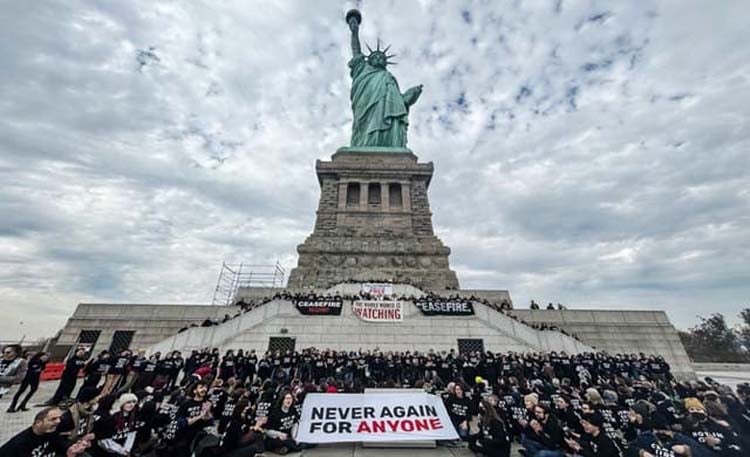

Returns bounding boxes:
[294,298,343,316]
[414,300,474,316]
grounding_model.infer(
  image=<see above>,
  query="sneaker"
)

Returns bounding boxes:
[6,407,16,413]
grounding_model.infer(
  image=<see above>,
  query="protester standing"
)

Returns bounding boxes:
[7,351,47,412]
[0,344,27,402]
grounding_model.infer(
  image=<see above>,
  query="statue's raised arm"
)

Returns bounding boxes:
[347,9,362,57]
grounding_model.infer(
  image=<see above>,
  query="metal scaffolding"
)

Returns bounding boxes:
[211,261,286,306]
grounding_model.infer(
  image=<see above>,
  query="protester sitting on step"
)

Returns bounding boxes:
[219,398,267,457]
[91,392,140,456]
[520,404,565,457]
[265,391,302,454]
[56,386,100,448]
[444,382,472,446]
[469,398,512,457]
[0,406,92,456]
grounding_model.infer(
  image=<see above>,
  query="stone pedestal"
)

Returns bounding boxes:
[287,149,459,291]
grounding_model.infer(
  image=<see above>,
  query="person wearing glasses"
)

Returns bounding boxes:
[0,344,27,401]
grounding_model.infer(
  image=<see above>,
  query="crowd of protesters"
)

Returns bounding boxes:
[2,343,749,457]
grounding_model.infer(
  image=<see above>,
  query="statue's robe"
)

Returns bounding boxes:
[349,54,408,147]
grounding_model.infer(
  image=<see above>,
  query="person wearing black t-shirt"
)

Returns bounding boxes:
[134,354,158,391]
[520,405,565,457]
[7,351,48,412]
[102,350,131,396]
[174,380,212,454]
[207,378,228,418]
[565,412,623,457]
[0,406,91,457]
[469,399,511,457]
[81,350,110,391]
[56,386,99,448]
[167,351,184,389]
[45,348,88,406]
[245,350,258,382]
[91,393,139,456]
[257,355,272,382]
[219,350,237,381]
[220,389,247,435]
[220,398,267,457]
[265,391,301,454]
[445,383,472,444]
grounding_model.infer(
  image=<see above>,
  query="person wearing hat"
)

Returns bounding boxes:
[625,403,721,457]
[681,397,745,457]
[565,412,622,457]
[56,386,99,447]
[89,392,139,456]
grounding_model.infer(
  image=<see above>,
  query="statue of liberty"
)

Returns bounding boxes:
[346,10,423,148]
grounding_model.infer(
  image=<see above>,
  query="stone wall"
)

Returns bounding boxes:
[287,150,459,291]
[54,302,694,378]
[149,299,591,357]
[57,303,237,356]
[510,309,693,377]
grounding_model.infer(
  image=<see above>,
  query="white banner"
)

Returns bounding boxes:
[296,393,458,443]
[352,300,403,322]
[361,282,393,297]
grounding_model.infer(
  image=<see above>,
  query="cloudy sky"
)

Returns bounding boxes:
[1,0,748,340]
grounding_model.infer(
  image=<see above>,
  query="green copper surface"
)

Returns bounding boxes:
[346,10,422,149]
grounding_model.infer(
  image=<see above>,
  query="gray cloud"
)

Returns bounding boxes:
[1,0,749,339]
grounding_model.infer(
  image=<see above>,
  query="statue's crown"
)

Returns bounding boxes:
[366,39,397,66]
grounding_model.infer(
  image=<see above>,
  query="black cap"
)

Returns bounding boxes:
[582,412,605,428]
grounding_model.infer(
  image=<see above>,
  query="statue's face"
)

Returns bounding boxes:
[368,52,386,69]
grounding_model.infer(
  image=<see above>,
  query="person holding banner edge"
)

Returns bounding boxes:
[444,382,473,446]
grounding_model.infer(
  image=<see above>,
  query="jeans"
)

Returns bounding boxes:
[521,435,564,457]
